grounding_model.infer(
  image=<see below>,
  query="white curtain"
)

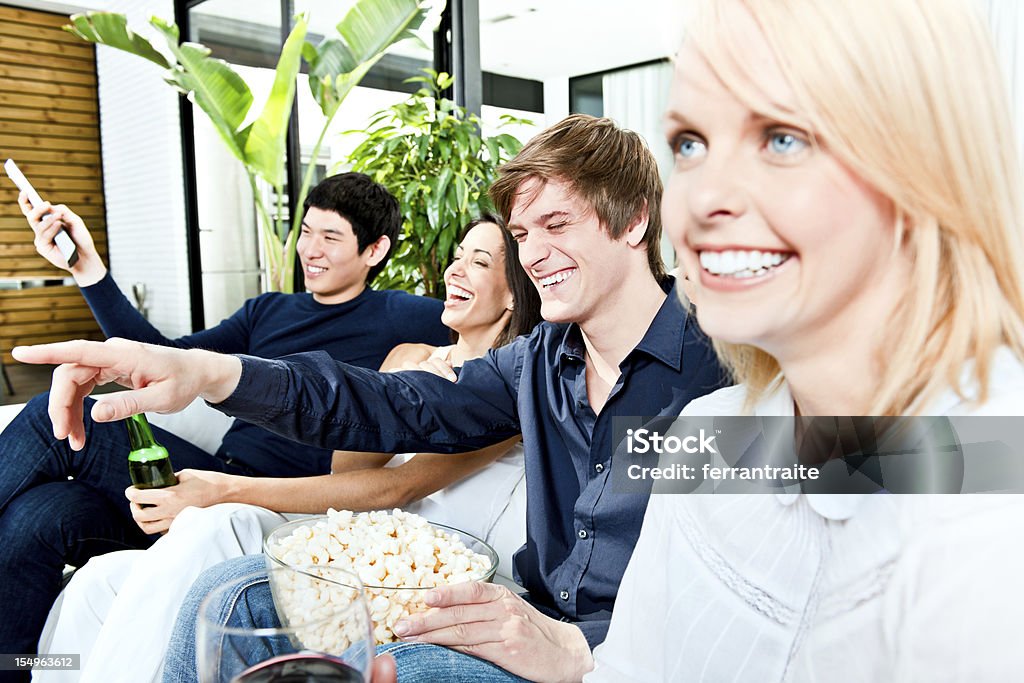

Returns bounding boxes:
[980,0,1024,160]
[602,61,676,268]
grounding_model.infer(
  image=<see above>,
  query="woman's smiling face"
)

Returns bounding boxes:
[441,221,513,336]
[661,8,910,363]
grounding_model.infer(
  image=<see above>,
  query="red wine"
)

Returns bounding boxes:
[230,654,364,683]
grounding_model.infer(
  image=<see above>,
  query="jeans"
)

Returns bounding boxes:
[163,554,271,683]
[0,392,237,672]
[0,481,149,683]
[163,555,529,683]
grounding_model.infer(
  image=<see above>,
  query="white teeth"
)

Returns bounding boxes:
[306,265,326,274]
[699,250,788,277]
[447,285,473,301]
[538,269,575,287]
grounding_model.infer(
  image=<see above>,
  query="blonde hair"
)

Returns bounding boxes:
[688,0,1024,414]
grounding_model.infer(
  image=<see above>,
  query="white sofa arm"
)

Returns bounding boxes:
[0,399,232,455]
[0,403,24,434]
[147,398,234,454]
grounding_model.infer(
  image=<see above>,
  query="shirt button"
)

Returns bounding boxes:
[595,463,605,473]
[559,590,570,601]
[576,399,586,410]
[578,529,588,539]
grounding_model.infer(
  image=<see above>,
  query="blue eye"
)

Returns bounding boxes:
[675,136,707,160]
[767,132,808,155]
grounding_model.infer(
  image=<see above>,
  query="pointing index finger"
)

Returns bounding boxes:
[13,339,127,368]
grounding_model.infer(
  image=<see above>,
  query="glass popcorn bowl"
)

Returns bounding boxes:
[264,511,499,644]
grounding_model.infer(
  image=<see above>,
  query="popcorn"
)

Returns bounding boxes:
[267,509,493,648]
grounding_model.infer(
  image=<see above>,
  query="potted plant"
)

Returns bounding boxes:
[65,0,433,292]
[345,70,529,297]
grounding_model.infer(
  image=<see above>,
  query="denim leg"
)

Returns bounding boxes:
[0,480,150,683]
[163,557,530,683]
[163,555,274,683]
[0,393,235,680]
[0,391,231,518]
[377,642,532,682]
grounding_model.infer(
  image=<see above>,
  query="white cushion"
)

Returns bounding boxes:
[0,399,232,455]
[147,399,233,454]
[0,403,24,433]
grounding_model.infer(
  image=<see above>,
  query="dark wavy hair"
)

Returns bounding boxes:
[456,213,542,348]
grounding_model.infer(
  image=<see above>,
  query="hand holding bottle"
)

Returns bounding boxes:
[125,469,238,534]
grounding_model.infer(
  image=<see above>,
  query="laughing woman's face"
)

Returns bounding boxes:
[661,14,911,366]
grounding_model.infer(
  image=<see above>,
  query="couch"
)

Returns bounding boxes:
[0,399,526,587]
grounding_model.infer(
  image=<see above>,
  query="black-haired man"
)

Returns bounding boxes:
[0,173,448,668]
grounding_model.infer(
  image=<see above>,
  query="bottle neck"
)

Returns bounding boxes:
[125,414,167,461]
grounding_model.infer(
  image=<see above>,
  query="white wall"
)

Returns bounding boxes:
[95,0,191,337]
[8,0,192,336]
[542,77,569,126]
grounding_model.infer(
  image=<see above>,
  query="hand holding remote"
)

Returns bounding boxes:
[17,196,106,286]
[5,158,80,268]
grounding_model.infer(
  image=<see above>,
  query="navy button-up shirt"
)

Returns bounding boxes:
[218,280,728,648]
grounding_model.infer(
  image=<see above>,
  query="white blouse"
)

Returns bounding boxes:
[588,349,1024,682]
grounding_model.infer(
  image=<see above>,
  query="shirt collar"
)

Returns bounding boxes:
[631,277,687,371]
[556,277,685,370]
[557,324,587,367]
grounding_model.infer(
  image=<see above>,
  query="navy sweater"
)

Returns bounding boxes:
[82,274,449,476]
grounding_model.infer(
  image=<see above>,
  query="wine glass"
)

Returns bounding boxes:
[196,564,374,683]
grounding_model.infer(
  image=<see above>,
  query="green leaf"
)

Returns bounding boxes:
[495,133,523,155]
[301,41,317,63]
[343,65,527,298]
[437,225,453,262]
[336,0,427,63]
[484,137,501,162]
[244,17,308,186]
[435,166,453,211]
[65,13,169,68]
[455,175,469,212]
[308,0,429,115]
[150,17,253,161]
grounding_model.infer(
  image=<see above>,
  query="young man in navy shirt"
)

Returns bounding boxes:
[20,116,728,682]
[0,173,448,668]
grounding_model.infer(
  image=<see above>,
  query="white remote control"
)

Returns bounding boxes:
[4,158,79,268]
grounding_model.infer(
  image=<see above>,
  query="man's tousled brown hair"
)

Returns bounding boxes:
[489,114,667,281]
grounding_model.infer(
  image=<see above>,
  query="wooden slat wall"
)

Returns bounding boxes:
[0,285,104,363]
[0,4,106,357]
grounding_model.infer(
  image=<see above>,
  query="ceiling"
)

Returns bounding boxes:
[479,0,686,80]
[192,0,687,83]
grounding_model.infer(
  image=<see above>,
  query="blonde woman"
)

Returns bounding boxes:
[591,0,1024,680]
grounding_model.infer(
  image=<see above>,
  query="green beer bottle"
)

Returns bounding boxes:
[126,413,178,489]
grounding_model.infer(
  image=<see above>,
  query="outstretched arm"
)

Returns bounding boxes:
[12,339,242,450]
[20,197,256,352]
[13,337,520,454]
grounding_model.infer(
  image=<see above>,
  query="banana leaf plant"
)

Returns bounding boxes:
[65,0,433,292]
[344,70,529,298]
